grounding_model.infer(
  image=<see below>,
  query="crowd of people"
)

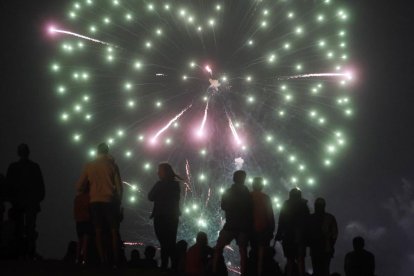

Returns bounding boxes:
[0,143,377,276]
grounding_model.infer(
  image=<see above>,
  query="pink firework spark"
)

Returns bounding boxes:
[48,25,115,47]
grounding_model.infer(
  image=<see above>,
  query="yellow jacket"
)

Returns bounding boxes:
[76,155,122,203]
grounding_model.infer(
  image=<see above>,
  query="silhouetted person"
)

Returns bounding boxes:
[148,163,181,269]
[73,187,92,265]
[213,170,253,276]
[128,249,141,268]
[344,237,375,276]
[6,144,45,259]
[250,177,275,276]
[308,198,338,276]
[76,142,123,266]
[141,245,158,268]
[275,188,310,276]
[186,232,214,276]
[175,240,188,275]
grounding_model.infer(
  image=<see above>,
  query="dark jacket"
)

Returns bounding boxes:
[308,212,338,256]
[221,183,253,232]
[148,180,180,218]
[276,198,309,243]
[6,158,45,209]
[344,249,375,276]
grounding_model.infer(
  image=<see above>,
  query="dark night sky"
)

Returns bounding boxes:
[1,0,414,274]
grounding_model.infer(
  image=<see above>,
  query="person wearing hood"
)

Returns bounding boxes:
[76,142,123,266]
[275,188,310,276]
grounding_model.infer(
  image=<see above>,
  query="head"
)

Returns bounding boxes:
[353,236,365,251]
[158,162,176,181]
[97,142,109,155]
[252,177,264,191]
[17,143,30,158]
[233,170,246,185]
[196,231,208,246]
[289,188,302,201]
[144,245,156,260]
[176,240,188,254]
[130,249,140,261]
[314,197,326,213]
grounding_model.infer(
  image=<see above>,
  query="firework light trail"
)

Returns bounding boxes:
[226,112,242,146]
[48,0,354,268]
[197,100,210,137]
[278,72,353,80]
[48,26,115,47]
[151,104,192,143]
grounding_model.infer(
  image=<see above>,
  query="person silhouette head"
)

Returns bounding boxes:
[252,177,264,191]
[233,170,246,185]
[353,236,365,251]
[17,143,30,159]
[158,162,178,181]
[289,187,302,201]
[196,231,208,246]
[97,142,109,156]
[314,197,326,214]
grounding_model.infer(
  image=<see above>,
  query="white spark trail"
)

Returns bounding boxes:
[278,72,352,80]
[226,112,242,145]
[197,100,210,136]
[151,104,192,143]
[51,28,115,47]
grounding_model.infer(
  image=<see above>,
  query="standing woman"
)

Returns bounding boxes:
[148,163,181,269]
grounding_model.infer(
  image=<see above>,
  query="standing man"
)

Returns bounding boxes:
[76,143,123,266]
[250,177,275,276]
[275,188,310,276]
[213,170,253,276]
[308,198,338,276]
[6,144,45,259]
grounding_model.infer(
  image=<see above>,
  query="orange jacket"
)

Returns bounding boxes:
[76,155,122,203]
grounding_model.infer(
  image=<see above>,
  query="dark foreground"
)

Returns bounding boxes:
[0,260,166,276]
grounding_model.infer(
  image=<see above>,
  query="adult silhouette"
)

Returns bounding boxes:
[308,198,338,276]
[344,237,375,276]
[148,163,181,269]
[275,188,310,276]
[213,170,253,276]
[6,144,45,259]
[250,177,275,276]
[76,142,123,266]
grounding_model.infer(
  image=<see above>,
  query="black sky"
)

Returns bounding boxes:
[1,0,414,274]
